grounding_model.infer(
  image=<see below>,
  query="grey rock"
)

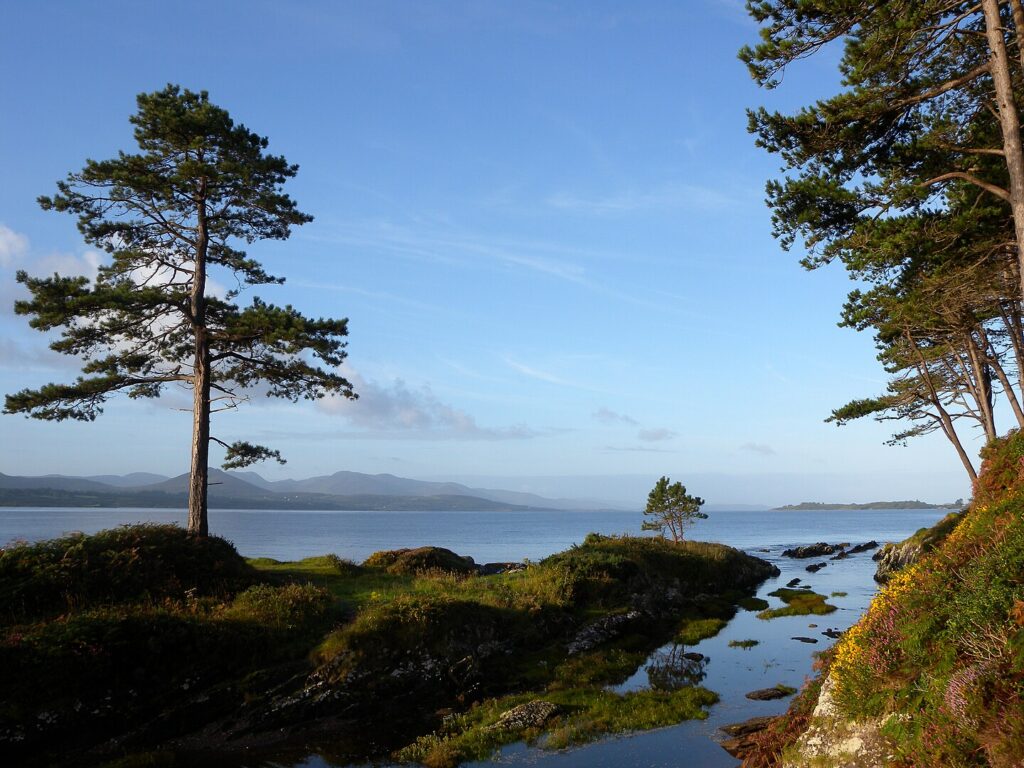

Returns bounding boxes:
[806,562,827,573]
[489,700,560,732]
[782,543,841,558]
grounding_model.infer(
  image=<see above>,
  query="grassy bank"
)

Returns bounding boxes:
[749,433,1024,767]
[0,528,777,767]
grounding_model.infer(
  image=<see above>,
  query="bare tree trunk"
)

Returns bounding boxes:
[908,330,979,481]
[977,323,1024,427]
[983,0,1024,304]
[964,335,998,441]
[188,181,210,536]
[1011,0,1024,71]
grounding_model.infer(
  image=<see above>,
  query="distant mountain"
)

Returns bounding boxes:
[82,472,168,487]
[774,500,964,511]
[139,470,273,499]
[0,473,115,493]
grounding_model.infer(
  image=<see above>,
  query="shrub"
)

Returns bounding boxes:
[363,547,476,575]
[225,583,334,630]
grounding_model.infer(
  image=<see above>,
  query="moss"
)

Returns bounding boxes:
[757,588,837,620]
[675,617,727,644]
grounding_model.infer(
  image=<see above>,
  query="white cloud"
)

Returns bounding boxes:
[317,372,535,440]
[0,225,28,267]
[638,428,677,442]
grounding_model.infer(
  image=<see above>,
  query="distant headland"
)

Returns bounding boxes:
[774,500,964,511]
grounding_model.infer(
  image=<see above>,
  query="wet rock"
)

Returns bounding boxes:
[848,540,879,554]
[829,550,849,560]
[746,687,794,701]
[823,628,843,639]
[682,652,705,662]
[792,636,819,644]
[806,562,827,573]
[566,610,642,655]
[719,715,780,759]
[489,700,560,732]
[782,543,841,559]
[786,577,802,587]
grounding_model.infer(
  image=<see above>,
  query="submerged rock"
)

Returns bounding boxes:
[806,562,827,573]
[792,636,819,644]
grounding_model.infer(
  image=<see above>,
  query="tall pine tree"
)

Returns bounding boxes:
[4,85,356,536]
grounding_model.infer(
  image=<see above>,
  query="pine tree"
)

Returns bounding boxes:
[3,85,356,536]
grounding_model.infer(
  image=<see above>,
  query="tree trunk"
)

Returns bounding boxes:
[983,0,1024,304]
[187,180,210,536]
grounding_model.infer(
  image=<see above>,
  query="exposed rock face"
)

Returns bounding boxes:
[489,700,560,731]
[783,543,841,558]
[782,677,895,767]
[874,540,923,583]
[566,610,643,655]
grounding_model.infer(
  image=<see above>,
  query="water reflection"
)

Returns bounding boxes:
[644,644,708,691]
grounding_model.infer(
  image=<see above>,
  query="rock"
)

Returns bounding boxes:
[786,577,802,587]
[829,550,849,560]
[478,562,526,576]
[806,562,827,573]
[682,652,705,662]
[566,610,642,655]
[808,623,818,628]
[720,715,780,737]
[782,543,841,558]
[489,700,560,731]
[848,540,879,554]
[719,715,781,758]
[823,628,843,639]
[746,687,794,701]
[792,636,819,644]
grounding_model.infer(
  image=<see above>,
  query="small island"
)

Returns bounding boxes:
[774,500,963,511]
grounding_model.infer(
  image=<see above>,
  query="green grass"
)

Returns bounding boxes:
[728,639,759,649]
[737,596,770,611]
[393,685,719,768]
[675,617,727,644]
[756,588,837,620]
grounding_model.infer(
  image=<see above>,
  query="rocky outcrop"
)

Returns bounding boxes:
[566,610,643,655]
[806,562,827,573]
[848,540,879,554]
[873,541,920,583]
[489,700,560,731]
[782,677,895,767]
[783,543,842,558]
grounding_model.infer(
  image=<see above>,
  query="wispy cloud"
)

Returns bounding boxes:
[504,358,574,386]
[592,407,638,426]
[739,442,776,456]
[638,428,677,442]
[317,371,535,441]
[603,445,677,454]
[546,182,735,216]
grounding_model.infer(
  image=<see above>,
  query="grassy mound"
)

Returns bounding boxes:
[363,546,477,575]
[0,524,252,624]
[757,588,837,620]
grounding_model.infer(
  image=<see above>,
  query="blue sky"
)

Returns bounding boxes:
[0,1,977,505]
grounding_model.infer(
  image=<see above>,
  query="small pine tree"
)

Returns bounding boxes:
[642,476,707,543]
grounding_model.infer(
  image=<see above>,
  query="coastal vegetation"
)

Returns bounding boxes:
[756,588,837,620]
[640,476,706,542]
[746,433,1024,765]
[1,86,355,536]
[0,527,777,766]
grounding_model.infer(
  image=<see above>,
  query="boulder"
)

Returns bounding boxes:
[806,562,827,573]
[719,715,781,759]
[829,550,849,560]
[682,652,705,662]
[786,577,802,587]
